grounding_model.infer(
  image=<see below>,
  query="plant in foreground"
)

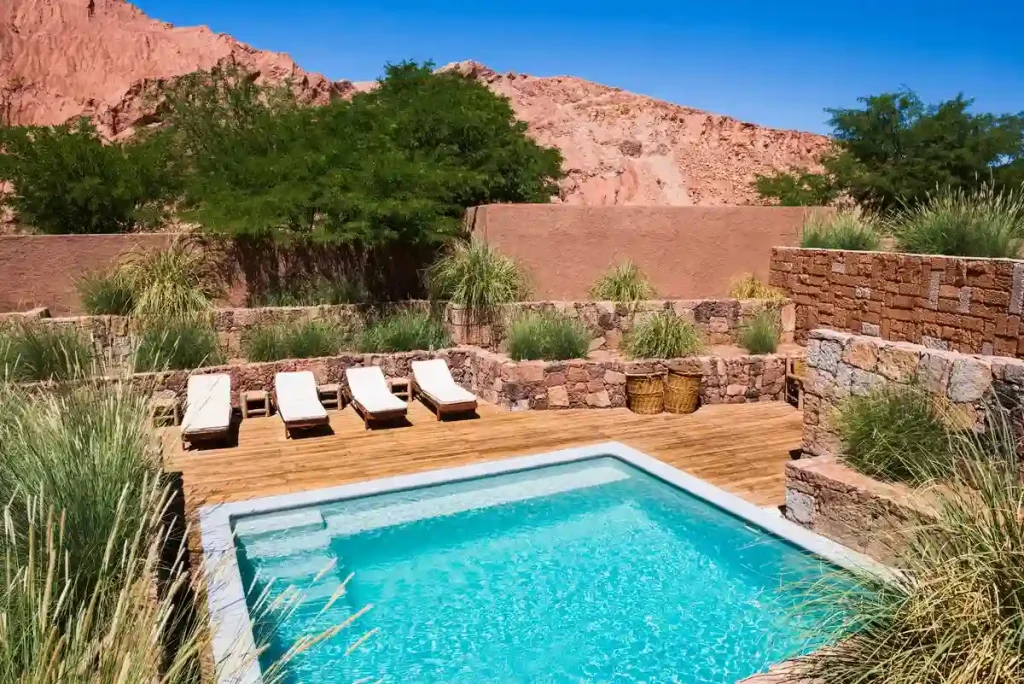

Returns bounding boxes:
[834,383,954,484]
[796,408,1024,684]
[889,182,1024,258]
[625,311,704,359]
[506,311,590,361]
[77,268,136,315]
[590,260,655,302]
[243,320,349,362]
[133,316,225,372]
[739,307,782,354]
[0,322,93,383]
[800,210,882,251]
[727,273,786,302]
[427,240,528,322]
[357,310,451,353]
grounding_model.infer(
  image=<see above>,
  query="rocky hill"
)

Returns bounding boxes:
[1,0,830,205]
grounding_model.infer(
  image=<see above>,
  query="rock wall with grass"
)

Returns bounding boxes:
[141,347,792,410]
[15,298,792,364]
[801,329,1024,459]
[770,247,1024,357]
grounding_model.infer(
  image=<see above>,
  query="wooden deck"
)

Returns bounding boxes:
[164,401,802,511]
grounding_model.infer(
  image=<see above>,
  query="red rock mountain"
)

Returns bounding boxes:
[1,0,830,205]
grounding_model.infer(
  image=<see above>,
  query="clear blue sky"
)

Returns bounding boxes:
[133,0,1024,134]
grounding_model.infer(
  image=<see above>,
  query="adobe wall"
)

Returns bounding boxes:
[770,247,1024,357]
[469,205,816,299]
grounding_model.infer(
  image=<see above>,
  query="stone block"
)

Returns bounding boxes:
[861,321,880,337]
[842,338,878,371]
[585,390,611,408]
[849,368,884,396]
[546,385,569,408]
[947,357,992,402]
[807,339,842,374]
[603,369,626,385]
[876,343,919,382]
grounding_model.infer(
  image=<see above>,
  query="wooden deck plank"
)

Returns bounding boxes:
[164,401,802,511]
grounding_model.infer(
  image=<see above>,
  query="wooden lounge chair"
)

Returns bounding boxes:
[181,374,232,450]
[345,366,407,429]
[274,371,330,438]
[411,359,478,420]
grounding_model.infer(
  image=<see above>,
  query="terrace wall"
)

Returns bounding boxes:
[770,247,1024,357]
[799,329,1024,459]
[18,298,793,363]
[140,347,790,411]
[471,204,814,299]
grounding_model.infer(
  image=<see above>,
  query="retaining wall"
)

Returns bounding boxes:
[770,247,1024,357]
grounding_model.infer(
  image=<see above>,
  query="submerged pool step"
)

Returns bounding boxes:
[234,509,326,538]
[242,529,332,560]
[324,465,630,537]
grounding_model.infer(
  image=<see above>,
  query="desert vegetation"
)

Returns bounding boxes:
[0,322,93,382]
[799,210,882,251]
[589,261,655,302]
[247,275,370,307]
[427,240,529,321]
[834,384,954,484]
[625,312,704,359]
[133,316,225,372]
[727,273,786,301]
[357,309,451,353]
[506,311,590,361]
[797,406,1024,684]
[739,307,782,355]
[243,319,351,362]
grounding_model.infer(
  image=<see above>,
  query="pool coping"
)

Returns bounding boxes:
[199,440,889,684]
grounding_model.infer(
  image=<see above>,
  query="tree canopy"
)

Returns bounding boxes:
[0,61,565,242]
[755,90,1024,210]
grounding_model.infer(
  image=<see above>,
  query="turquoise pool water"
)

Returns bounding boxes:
[234,457,842,683]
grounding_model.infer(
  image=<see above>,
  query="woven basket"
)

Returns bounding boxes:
[664,370,701,414]
[625,372,666,414]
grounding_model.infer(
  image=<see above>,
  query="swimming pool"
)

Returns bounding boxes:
[201,442,880,683]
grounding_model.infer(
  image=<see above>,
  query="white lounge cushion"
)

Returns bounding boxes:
[346,367,406,414]
[181,374,231,435]
[275,371,328,424]
[412,359,476,405]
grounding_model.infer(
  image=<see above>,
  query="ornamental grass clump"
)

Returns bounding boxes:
[133,315,225,372]
[357,310,451,352]
[76,268,136,315]
[119,238,220,322]
[795,407,1024,684]
[242,320,349,362]
[506,311,590,361]
[727,273,786,302]
[249,274,370,307]
[0,322,93,382]
[739,307,782,354]
[427,240,528,321]
[800,210,882,251]
[589,260,655,302]
[889,183,1024,258]
[834,383,954,484]
[625,311,704,359]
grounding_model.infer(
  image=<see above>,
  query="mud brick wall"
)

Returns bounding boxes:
[770,247,1024,357]
[801,329,1024,459]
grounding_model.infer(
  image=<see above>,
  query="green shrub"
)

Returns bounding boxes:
[739,307,782,354]
[625,311,704,359]
[357,310,451,352]
[834,384,954,483]
[589,261,655,302]
[249,275,369,307]
[242,320,349,362]
[119,238,220,321]
[889,183,1024,258]
[133,317,224,372]
[0,323,92,382]
[427,240,528,321]
[76,269,135,315]
[727,273,786,302]
[800,210,882,250]
[506,311,590,361]
[796,408,1024,684]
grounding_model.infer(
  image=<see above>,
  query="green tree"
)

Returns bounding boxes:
[161,61,564,244]
[753,90,1024,210]
[0,119,177,234]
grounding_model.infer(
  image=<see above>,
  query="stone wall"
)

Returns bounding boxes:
[13,298,791,363]
[801,329,1024,459]
[770,247,1024,357]
[785,455,934,563]
[139,347,791,411]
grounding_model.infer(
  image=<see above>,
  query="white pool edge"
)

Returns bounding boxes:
[199,440,889,684]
